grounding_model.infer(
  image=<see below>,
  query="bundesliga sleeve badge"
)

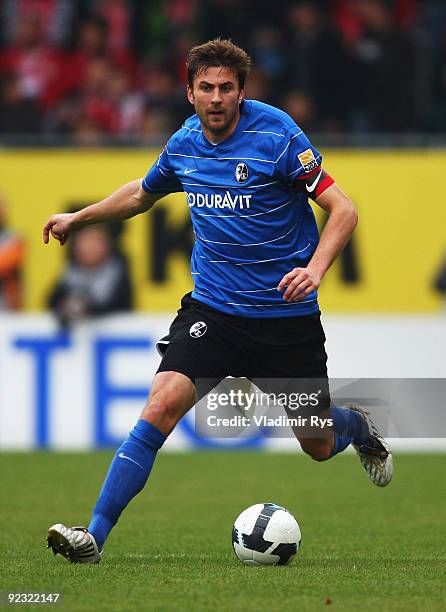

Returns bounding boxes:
[298,149,318,173]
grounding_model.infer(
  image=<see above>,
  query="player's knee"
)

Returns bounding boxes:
[145,396,181,432]
[142,371,195,434]
[300,438,333,462]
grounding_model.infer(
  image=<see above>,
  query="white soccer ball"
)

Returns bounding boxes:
[232,502,301,566]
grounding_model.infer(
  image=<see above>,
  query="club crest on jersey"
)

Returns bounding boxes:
[298,148,318,173]
[189,321,207,338]
[235,162,249,183]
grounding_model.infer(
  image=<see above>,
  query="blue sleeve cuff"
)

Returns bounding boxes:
[141,177,152,193]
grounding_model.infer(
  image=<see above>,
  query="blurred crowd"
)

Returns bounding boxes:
[0,194,24,310]
[0,193,133,324]
[0,0,445,144]
[48,221,133,328]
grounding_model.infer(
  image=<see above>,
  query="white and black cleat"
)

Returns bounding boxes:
[47,524,101,563]
[347,403,393,487]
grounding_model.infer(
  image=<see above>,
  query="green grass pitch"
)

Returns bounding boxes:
[1,451,445,611]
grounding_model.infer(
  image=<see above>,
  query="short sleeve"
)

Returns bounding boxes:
[142,143,183,194]
[276,128,322,187]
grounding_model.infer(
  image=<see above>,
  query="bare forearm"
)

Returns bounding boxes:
[277,183,357,302]
[309,202,358,278]
[43,179,162,245]
[73,179,158,228]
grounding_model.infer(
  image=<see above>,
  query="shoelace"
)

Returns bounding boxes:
[359,439,388,458]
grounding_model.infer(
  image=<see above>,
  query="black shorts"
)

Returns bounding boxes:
[157,293,330,414]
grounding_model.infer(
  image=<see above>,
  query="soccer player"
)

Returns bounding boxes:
[43,39,392,564]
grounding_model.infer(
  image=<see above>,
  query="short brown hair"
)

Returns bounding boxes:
[186,38,252,90]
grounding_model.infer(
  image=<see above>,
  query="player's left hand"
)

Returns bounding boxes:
[277,267,321,302]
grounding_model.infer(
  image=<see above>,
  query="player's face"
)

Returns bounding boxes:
[187,66,244,143]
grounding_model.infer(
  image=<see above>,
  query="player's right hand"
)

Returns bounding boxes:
[43,213,76,246]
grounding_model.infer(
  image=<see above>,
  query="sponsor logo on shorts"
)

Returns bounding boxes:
[298,148,318,173]
[189,321,207,338]
[235,162,249,183]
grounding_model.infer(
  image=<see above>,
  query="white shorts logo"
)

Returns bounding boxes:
[189,321,207,338]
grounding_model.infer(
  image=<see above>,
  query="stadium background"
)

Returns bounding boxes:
[0,0,445,452]
[1,3,446,611]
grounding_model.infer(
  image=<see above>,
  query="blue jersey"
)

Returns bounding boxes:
[142,99,324,318]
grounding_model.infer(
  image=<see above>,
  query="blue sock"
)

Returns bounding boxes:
[88,419,166,548]
[329,406,369,457]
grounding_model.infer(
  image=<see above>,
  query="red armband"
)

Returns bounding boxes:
[293,167,334,199]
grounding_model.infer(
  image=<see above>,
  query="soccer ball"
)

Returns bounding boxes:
[232,502,301,566]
